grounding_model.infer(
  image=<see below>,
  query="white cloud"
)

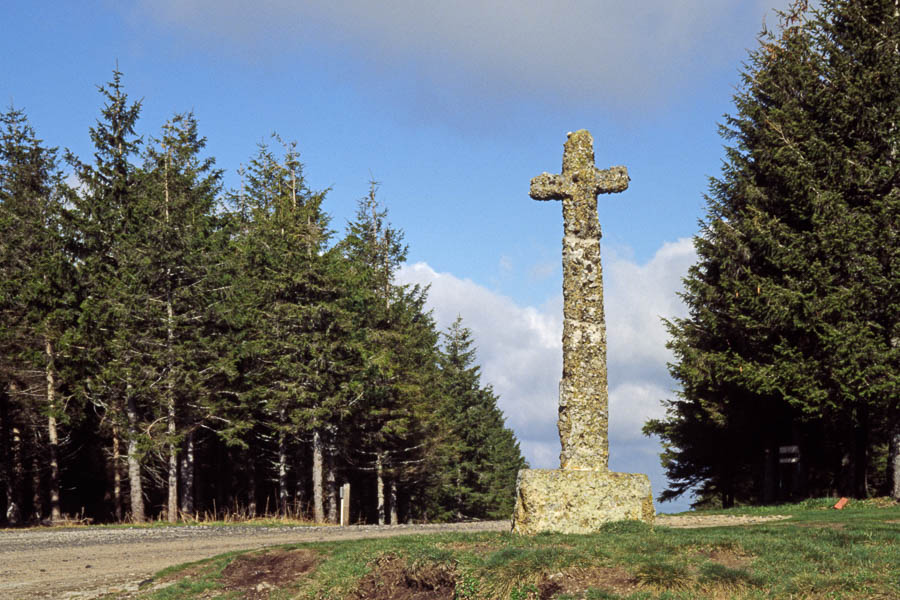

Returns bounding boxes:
[519,439,561,470]
[609,382,671,443]
[397,262,561,434]
[397,237,697,510]
[605,238,696,384]
[133,0,789,110]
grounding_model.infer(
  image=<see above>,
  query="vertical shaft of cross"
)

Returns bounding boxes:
[530,130,629,471]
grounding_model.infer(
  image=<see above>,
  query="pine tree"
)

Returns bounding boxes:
[646,0,900,505]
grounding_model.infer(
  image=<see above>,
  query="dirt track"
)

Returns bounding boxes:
[0,515,788,599]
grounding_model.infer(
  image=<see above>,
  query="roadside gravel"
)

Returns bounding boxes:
[0,515,789,599]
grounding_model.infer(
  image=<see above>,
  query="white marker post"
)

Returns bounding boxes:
[340,483,351,527]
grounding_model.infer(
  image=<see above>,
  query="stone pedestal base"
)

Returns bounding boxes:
[511,469,654,534]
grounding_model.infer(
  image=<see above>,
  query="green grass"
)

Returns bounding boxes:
[676,495,895,516]
[107,498,900,600]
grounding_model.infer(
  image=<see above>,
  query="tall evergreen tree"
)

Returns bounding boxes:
[0,75,533,524]
[646,0,900,505]
[0,107,78,523]
[431,317,526,520]
[340,183,440,524]
[218,137,349,522]
[68,70,149,522]
[139,112,222,521]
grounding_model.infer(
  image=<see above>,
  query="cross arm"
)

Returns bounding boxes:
[591,166,629,195]
[530,172,571,201]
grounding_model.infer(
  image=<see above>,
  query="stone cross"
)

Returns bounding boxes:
[530,130,629,471]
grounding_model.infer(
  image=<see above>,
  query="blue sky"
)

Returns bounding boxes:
[3,0,790,513]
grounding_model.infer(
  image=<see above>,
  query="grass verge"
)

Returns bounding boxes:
[108,499,899,600]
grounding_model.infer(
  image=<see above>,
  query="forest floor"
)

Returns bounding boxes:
[0,514,797,599]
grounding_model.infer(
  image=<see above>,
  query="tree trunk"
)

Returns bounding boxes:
[889,429,900,500]
[2,384,22,525]
[390,478,399,525]
[163,151,179,524]
[790,424,808,499]
[179,430,195,516]
[762,440,777,504]
[326,439,338,524]
[291,444,309,518]
[278,412,289,515]
[410,491,421,524]
[214,440,226,517]
[312,429,324,523]
[31,441,42,522]
[0,385,5,524]
[225,447,236,513]
[455,466,463,520]
[247,458,257,518]
[293,443,305,518]
[853,411,869,498]
[167,434,178,523]
[839,450,853,496]
[125,389,145,523]
[720,474,734,509]
[721,491,734,509]
[376,451,385,526]
[112,426,122,521]
[44,338,62,522]
[166,296,178,523]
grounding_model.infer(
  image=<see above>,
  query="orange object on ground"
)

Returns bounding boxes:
[833,497,849,509]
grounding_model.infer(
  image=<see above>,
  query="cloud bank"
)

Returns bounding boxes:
[133,0,787,110]
[397,237,697,509]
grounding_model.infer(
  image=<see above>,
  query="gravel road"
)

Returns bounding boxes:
[0,514,788,599]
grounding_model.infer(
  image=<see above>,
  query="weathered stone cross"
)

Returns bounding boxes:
[530,130,629,472]
[512,130,651,534]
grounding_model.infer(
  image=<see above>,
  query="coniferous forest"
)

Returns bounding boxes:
[645,0,899,507]
[0,71,526,525]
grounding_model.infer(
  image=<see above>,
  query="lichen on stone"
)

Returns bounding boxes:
[512,469,654,534]
[527,129,629,471]
[511,130,653,533]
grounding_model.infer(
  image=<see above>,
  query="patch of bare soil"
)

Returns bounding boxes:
[536,566,639,599]
[221,549,318,600]
[704,548,753,569]
[348,554,456,600]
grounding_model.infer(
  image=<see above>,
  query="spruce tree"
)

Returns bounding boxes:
[0,107,78,522]
[646,0,900,505]
[432,317,526,520]
[340,183,441,524]
[139,112,222,521]
[68,70,149,521]
[218,137,349,521]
